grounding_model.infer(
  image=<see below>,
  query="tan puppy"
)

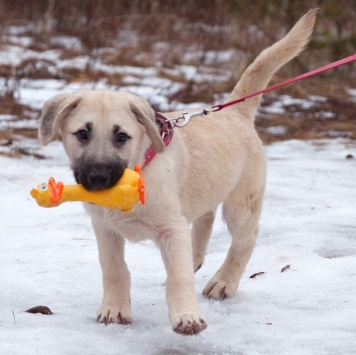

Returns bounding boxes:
[38,10,317,334]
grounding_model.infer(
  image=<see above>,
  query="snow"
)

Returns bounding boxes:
[1,138,355,355]
[348,88,356,101]
[0,44,60,66]
[260,95,318,116]
[262,126,288,135]
[183,49,237,66]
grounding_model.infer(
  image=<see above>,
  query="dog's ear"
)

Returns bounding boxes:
[130,100,164,153]
[39,94,81,145]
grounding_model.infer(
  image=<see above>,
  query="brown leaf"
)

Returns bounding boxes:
[346,154,354,159]
[249,271,266,279]
[26,306,53,315]
[281,264,291,273]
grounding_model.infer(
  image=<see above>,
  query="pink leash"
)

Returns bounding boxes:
[213,53,356,111]
[143,53,356,168]
[169,53,356,127]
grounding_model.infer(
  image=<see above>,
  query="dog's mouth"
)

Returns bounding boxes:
[74,161,127,191]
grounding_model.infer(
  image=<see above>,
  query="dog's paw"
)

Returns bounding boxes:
[203,279,237,300]
[171,311,207,335]
[96,305,132,325]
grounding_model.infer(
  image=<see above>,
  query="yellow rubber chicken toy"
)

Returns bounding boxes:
[30,165,145,212]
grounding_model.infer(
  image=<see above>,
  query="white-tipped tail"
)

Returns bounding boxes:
[226,8,319,120]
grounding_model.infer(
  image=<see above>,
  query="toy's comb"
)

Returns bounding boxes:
[48,177,64,204]
[135,165,146,205]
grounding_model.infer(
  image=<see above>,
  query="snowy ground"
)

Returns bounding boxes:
[1,137,355,355]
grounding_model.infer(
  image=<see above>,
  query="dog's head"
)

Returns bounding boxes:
[39,90,164,191]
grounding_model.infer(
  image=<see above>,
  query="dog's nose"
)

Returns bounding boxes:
[87,169,111,190]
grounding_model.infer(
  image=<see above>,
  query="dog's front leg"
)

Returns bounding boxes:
[157,219,207,335]
[92,218,131,325]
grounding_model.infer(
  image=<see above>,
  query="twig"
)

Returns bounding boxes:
[12,310,16,325]
[281,264,291,273]
[249,271,266,279]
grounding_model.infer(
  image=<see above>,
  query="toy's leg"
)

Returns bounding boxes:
[192,210,216,272]
[157,216,207,335]
[203,185,264,300]
[92,220,131,324]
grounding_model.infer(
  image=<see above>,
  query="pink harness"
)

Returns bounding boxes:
[142,113,174,168]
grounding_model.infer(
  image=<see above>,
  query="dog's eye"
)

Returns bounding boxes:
[75,129,89,142]
[115,132,129,143]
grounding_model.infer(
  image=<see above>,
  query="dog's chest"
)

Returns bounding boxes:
[113,218,154,242]
[86,204,155,242]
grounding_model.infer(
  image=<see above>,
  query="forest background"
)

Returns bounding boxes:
[0,0,355,155]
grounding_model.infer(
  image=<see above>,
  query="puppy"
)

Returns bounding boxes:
[38,9,317,334]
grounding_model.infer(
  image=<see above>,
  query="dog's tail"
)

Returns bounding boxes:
[226,8,318,120]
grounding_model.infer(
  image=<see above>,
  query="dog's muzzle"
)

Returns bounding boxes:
[74,161,127,191]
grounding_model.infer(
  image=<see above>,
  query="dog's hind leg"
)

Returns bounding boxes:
[192,210,216,272]
[203,181,264,300]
